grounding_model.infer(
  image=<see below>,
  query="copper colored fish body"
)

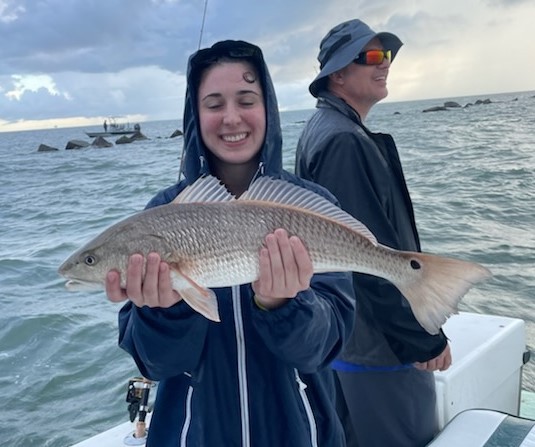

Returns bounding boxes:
[58,176,492,334]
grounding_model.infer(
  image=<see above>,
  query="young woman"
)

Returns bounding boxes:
[105,40,355,447]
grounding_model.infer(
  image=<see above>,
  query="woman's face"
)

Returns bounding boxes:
[198,61,266,171]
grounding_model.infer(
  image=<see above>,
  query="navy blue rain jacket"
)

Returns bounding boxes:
[117,41,355,447]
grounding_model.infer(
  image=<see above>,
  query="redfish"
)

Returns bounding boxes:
[58,175,491,334]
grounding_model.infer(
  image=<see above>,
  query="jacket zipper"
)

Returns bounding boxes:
[295,369,318,447]
[179,288,251,447]
[232,285,251,447]
[179,384,194,447]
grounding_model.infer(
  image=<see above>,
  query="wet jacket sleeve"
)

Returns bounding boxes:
[306,132,447,363]
[251,270,356,374]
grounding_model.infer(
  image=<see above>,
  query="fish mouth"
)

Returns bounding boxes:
[64,279,101,291]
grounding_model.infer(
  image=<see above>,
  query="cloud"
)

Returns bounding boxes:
[0,66,185,122]
[0,0,534,131]
[0,1,193,75]
[5,73,65,100]
[0,0,25,23]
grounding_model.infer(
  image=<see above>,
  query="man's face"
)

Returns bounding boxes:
[334,38,391,110]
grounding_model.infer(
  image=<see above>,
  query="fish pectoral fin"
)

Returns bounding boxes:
[170,269,221,322]
[179,287,221,323]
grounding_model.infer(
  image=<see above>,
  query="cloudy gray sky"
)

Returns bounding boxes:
[1,0,533,132]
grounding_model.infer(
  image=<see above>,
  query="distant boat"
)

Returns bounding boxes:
[85,129,136,138]
[85,117,140,138]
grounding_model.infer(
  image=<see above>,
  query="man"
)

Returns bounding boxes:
[295,19,451,447]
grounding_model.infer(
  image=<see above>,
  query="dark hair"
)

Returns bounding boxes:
[189,40,265,91]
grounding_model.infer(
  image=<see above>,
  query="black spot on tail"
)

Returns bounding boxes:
[410,259,421,270]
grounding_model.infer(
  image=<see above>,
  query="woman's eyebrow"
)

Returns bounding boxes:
[200,92,223,102]
[236,90,261,96]
[200,90,261,101]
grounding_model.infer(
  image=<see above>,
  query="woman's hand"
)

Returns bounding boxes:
[252,229,313,310]
[105,252,182,308]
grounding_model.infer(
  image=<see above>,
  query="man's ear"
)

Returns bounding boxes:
[328,70,345,87]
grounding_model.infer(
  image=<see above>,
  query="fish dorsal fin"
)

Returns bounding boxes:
[172,175,236,204]
[241,176,378,245]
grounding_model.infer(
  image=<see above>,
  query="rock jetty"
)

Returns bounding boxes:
[423,98,494,113]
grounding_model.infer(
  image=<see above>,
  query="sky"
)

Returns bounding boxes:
[0,0,533,132]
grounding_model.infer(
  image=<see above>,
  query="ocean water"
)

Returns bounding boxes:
[1,90,534,446]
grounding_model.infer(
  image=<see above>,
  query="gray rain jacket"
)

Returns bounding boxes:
[296,92,448,367]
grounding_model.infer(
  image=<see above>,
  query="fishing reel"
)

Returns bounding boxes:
[124,377,154,445]
[126,377,154,422]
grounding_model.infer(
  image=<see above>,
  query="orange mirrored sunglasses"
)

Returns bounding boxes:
[353,49,392,65]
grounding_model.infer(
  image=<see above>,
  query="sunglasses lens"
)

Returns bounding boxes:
[366,51,383,64]
[228,46,257,58]
[355,50,392,65]
[193,43,259,67]
[366,50,391,64]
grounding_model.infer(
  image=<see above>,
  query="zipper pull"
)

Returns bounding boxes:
[295,370,307,390]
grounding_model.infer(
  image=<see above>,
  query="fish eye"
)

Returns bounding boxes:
[84,255,97,266]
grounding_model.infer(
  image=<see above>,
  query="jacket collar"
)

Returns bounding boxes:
[316,91,363,124]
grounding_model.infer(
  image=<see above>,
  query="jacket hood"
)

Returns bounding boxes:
[179,40,283,183]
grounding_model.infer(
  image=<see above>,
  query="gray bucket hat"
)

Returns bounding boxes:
[309,19,403,97]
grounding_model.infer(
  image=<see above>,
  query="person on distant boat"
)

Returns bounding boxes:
[295,19,452,447]
[103,120,108,132]
[105,40,355,447]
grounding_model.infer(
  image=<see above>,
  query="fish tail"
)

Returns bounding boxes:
[393,251,492,335]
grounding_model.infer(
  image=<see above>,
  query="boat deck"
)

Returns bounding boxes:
[70,312,534,446]
[69,391,535,447]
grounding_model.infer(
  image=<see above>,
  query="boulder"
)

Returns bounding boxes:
[170,129,183,138]
[474,99,492,105]
[116,131,148,144]
[129,131,148,141]
[91,136,113,148]
[37,143,59,152]
[65,139,90,150]
[444,101,461,108]
[115,135,132,145]
[423,106,448,113]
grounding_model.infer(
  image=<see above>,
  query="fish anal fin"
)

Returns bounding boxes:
[169,266,221,322]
